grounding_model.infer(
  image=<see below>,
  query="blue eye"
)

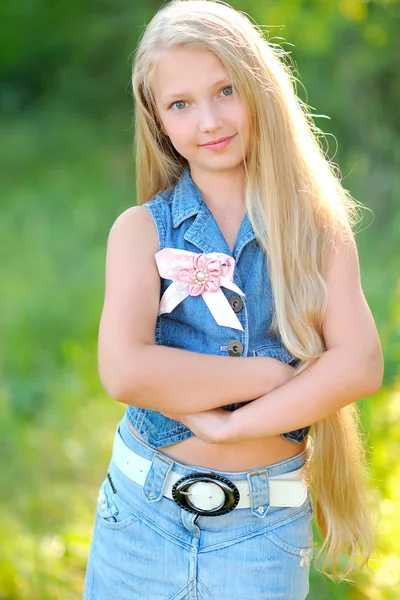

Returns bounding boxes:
[171,100,188,110]
[221,86,234,97]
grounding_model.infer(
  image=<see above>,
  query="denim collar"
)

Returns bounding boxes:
[171,167,204,228]
[171,167,256,260]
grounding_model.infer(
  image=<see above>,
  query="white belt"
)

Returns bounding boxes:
[112,430,308,511]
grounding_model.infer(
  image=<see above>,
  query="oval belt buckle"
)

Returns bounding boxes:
[172,473,240,517]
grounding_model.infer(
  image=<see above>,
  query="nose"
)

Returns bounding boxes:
[198,101,222,133]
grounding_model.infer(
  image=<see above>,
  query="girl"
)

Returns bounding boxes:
[83,1,383,598]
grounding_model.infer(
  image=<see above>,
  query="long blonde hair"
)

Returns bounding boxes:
[131,0,375,581]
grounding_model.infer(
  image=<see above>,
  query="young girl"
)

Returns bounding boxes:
[83,1,383,598]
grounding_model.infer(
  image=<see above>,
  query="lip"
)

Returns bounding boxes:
[200,134,236,150]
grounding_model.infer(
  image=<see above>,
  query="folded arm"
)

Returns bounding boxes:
[98,206,294,415]
[220,232,383,443]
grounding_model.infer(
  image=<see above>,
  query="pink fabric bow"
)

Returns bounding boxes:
[155,248,245,331]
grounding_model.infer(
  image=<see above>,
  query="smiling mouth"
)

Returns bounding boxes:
[200,135,233,146]
[200,135,235,146]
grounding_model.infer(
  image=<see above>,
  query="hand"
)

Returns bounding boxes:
[160,408,234,444]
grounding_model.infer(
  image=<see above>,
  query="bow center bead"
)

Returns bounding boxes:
[193,268,209,283]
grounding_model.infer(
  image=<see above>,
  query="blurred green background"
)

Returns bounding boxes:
[1,0,399,598]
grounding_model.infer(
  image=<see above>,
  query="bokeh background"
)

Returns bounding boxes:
[1,0,399,598]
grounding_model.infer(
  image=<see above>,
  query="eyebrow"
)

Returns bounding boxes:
[161,78,231,103]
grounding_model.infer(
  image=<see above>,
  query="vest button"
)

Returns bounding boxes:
[228,295,243,313]
[228,340,244,357]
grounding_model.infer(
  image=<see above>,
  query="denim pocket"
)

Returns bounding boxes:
[265,504,313,564]
[96,473,140,531]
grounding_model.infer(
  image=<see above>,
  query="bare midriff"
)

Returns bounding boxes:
[127,420,307,471]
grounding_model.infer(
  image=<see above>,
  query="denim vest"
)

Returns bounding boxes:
[125,168,311,448]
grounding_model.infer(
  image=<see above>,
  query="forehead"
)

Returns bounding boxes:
[151,46,229,100]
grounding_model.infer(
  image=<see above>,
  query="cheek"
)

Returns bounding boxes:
[236,122,250,158]
[224,99,249,133]
[164,117,192,147]
[164,118,187,140]
[236,102,250,131]
[236,105,250,141]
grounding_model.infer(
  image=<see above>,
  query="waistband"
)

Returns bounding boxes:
[105,415,313,521]
[118,413,312,480]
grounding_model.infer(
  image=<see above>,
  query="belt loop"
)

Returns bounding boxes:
[247,470,270,519]
[143,453,174,503]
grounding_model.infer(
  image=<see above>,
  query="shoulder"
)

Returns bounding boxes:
[107,206,159,257]
[108,185,174,246]
[325,228,361,290]
[109,205,155,234]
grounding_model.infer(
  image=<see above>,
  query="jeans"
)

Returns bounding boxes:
[83,416,313,599]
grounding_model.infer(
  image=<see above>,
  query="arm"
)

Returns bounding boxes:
[221,232,383,443]
[98,206,294,414]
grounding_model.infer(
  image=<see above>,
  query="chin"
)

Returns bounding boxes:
[202,155,245,169]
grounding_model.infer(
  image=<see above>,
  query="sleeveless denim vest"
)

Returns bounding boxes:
[125,167,311,448]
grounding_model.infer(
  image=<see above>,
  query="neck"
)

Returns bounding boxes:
[189,165,246,215]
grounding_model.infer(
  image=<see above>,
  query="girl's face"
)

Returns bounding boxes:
[151,45,250,177]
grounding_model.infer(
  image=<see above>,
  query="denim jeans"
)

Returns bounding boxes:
[83,416,314,599]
